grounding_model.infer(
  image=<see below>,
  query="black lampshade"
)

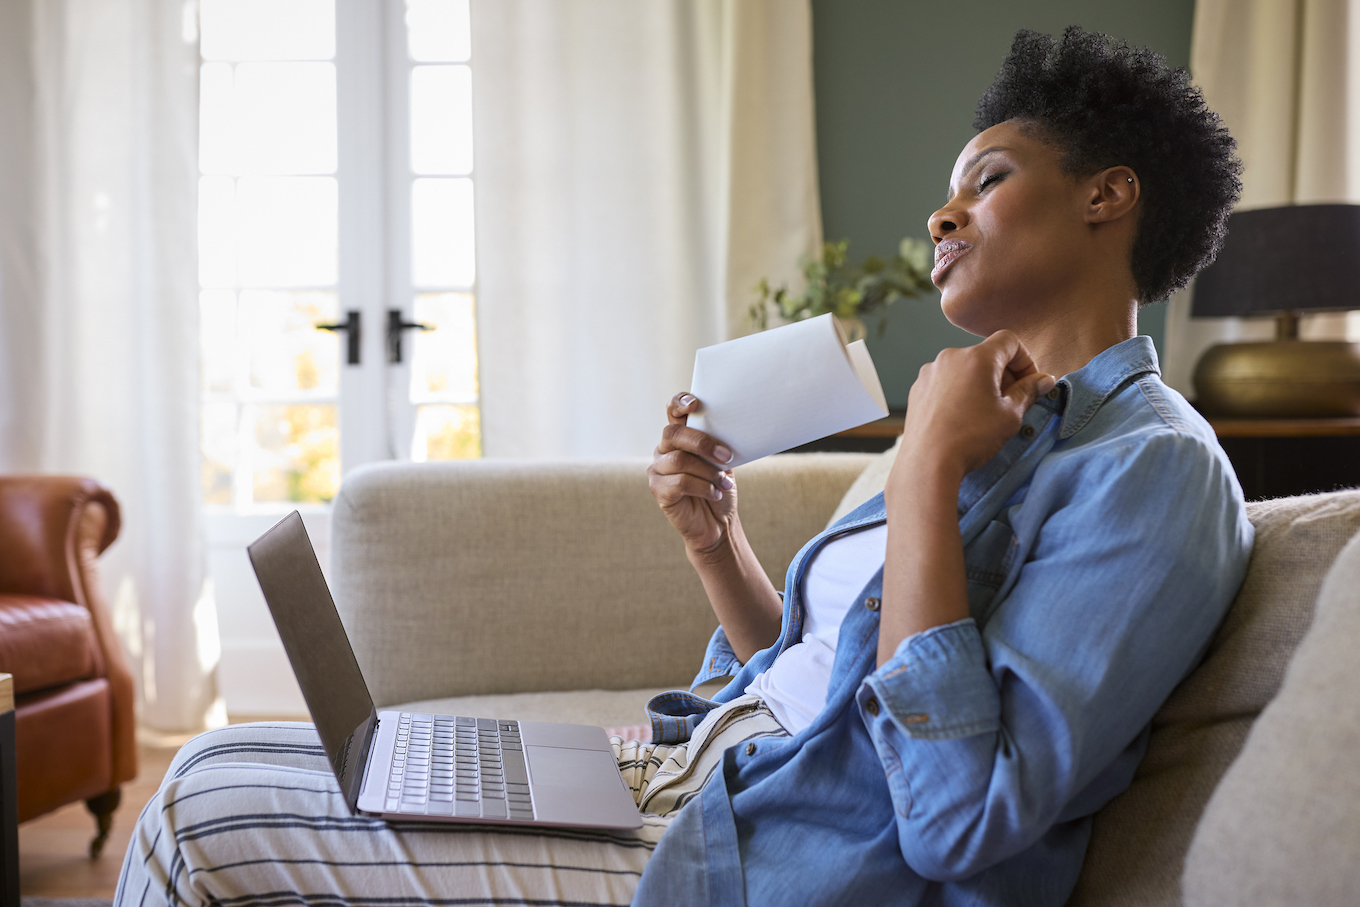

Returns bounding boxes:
[1191,204,1360,317]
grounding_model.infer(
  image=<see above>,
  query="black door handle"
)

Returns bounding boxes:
[387,309,435,364]
[316,310,361,365]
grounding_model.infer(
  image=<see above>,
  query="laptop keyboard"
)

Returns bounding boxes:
[385,712,535,820]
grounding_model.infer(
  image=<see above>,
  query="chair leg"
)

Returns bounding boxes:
[85,788,121,859]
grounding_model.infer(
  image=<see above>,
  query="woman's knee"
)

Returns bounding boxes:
[165,721,326,781]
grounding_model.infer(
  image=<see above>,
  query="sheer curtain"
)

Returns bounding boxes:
[1163,0,1360,393]
[0,0,220,731]
[472,0,822,458]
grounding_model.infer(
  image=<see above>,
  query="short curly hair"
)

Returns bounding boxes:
[974,27,1242,304]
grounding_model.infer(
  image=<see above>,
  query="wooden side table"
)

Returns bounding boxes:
[0,673,16,907]
[1209,417,1360,500]
[793,413,1360,500]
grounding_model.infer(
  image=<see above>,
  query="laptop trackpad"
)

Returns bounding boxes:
[525,745,637,826]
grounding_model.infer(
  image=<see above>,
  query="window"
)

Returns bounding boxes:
[198,0,481,511]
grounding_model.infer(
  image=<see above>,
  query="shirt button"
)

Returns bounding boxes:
[745,743,756,756]
[1047,387,1061,400]
[864,596,880,611]
[865,697,880,717]
[1020,424,1036,439]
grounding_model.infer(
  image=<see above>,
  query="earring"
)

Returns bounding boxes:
[1127,177,1134,183]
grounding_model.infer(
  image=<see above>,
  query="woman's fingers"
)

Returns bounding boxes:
[648,470,727,504]
[1004,371,1058,409]
[667,392,700,425]
[977,329,1040,386]
[650,448,732,485]
[655,420,734,466]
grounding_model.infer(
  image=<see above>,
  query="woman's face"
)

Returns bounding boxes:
[928,120,1096,336]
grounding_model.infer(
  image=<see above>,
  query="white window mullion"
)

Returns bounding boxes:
[335,0,392,471]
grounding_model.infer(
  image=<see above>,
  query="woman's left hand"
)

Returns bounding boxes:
[890,330,1056,491]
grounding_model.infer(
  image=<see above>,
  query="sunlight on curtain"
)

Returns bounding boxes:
[471,0,822,458]
[0,0,220,731]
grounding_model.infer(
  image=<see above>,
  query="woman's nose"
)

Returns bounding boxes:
[928,204,965,242]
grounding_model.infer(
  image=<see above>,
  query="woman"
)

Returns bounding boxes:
[116,27,1252,907]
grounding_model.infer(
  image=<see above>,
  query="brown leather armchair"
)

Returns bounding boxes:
[0,476,137,857]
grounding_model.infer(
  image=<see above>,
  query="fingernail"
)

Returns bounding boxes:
[679,394,696,407]
[714,445,733,464]
[712,488,724,500]
[1038,375,1057,395]
[719,474,735,490]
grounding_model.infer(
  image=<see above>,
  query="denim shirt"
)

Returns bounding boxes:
[633,337,1254,907]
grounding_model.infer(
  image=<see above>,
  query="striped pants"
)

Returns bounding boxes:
[114,695,786,907]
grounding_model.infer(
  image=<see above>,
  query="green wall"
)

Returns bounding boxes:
[811,0,1196,406]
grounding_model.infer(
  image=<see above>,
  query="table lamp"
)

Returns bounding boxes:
[1191,203,1360,417]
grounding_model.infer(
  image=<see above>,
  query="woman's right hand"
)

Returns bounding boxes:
[647,393,738,556]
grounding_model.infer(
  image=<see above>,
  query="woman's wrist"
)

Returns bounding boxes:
[886,442,967,508]
[685,515,741,569]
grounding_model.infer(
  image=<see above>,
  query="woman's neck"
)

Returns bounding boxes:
[1015,288,1139,379]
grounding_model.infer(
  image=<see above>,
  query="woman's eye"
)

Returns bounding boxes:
[978,172,1005,193]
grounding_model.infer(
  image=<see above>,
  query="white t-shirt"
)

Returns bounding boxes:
[744,523,888,734]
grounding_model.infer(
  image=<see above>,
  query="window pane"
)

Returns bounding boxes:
[410,293,477,402]
[201,401,238,505]
[406,0,471,62]
[248,403,340,503]
[198,176,237,287]
[200,289,237,394]
[236,176,338,287]
[199,62,236,175]
[411,178,475,287]
[239,291,339,395]
[235,63,337,175]
[412,404,480,461]
[410,66,473,175]
[201,0,336,62]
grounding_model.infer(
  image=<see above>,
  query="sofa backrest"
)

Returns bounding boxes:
[1068,489,1360,907]
[329,454,873,708]
[1182,511,1360,905]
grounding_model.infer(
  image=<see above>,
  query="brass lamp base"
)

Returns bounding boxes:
[1193,340,1360,417]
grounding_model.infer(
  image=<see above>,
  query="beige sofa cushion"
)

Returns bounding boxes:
[1068,490,1360,907]
[1182,523,1360,906]
[826,435,901,527]
[331,454,873,708]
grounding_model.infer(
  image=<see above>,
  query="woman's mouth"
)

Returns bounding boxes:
[931,240,973,285]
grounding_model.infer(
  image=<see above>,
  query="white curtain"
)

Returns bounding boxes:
[1164,0,1360,393]
[0,0,220,731]
[471,0,822,458]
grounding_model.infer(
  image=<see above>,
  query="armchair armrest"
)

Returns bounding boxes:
[0,476,135,785]
[0,476,120,603]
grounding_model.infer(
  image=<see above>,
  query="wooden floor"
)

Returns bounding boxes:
[18,718,305,900]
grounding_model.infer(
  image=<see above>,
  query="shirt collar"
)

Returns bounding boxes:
[1055,335,1160,439]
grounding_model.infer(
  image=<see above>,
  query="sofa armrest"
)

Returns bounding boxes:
[331,453,874,707]
[0,476,135,785]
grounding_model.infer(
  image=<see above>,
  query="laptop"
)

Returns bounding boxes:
[247,510,643,830]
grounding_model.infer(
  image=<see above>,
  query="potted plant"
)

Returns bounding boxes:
[749,237,934,341]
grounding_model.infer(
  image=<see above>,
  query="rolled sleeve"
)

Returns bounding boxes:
[860,619,1000,740]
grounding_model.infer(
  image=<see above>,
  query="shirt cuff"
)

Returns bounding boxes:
[690,624,745,691]
[859,618,1000,740]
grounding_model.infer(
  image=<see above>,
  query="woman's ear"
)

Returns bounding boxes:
[1084,166,1139,224]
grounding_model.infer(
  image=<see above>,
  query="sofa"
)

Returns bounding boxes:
[329,452,1360,905]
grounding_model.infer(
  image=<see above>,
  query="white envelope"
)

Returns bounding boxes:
[689,314,889,468]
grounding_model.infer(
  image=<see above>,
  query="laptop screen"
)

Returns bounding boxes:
[247,511,377,812]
